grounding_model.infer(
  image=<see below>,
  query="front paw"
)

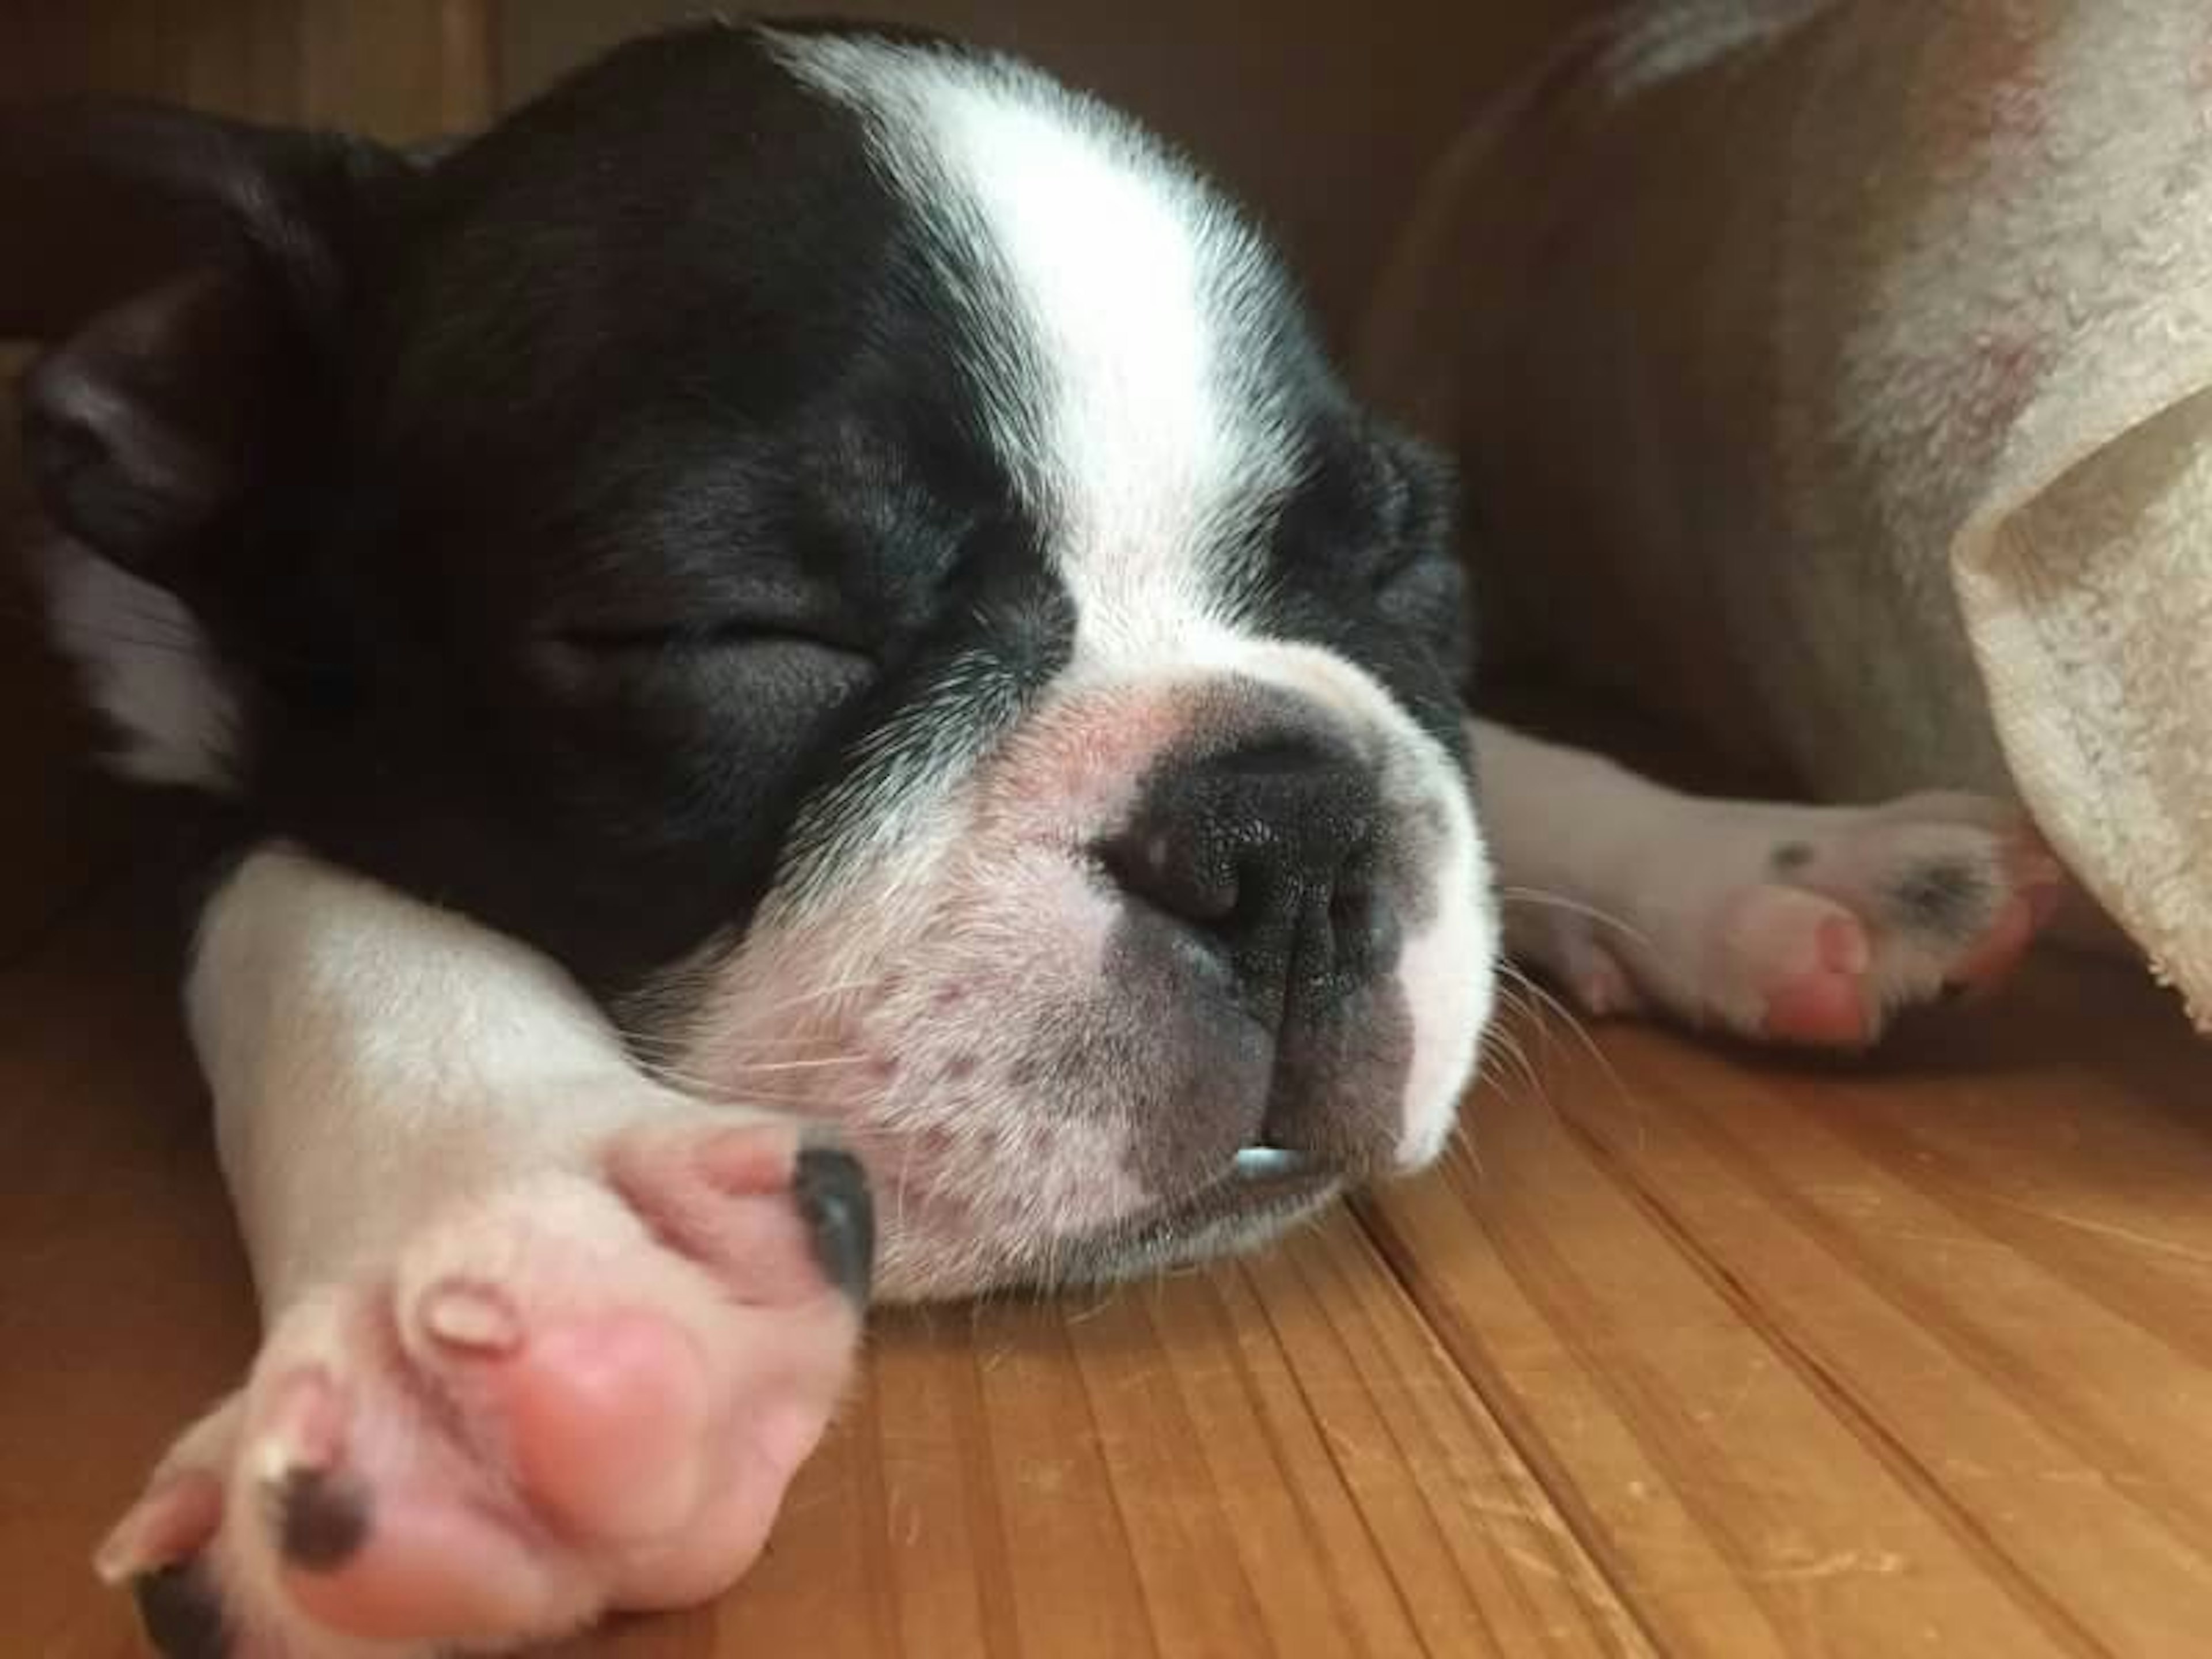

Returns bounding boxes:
[96,1119,872,1656]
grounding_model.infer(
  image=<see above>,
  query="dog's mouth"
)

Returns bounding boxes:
[1227,1144,1325,1186]
[1032,1143,1346,1288]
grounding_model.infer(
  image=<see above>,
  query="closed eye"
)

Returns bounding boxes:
[550,618,869,657]
[531,618,878,706]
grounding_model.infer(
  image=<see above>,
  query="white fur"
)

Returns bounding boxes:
[770,31,1298,668]
[180,847,784,1656]
[194,846,704,1315]
[1470,718,2037,1035]
[41,537,241,790]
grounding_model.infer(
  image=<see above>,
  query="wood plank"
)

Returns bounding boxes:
[547,1195,1654,1659]
[1363,957,2212,1657]
[2,880,1637,1659]
[0,0,495,129]
[8,877,2209,1659]
[7,819,2209,1659]
[0,878,249,1659]
[298,0,495,139]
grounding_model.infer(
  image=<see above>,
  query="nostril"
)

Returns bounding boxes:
[1099,827,1238,927]
[1102,733,1397,1007]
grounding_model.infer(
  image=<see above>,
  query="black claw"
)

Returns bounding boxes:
[269,1466,372,1572]
[793,1145,875,1306]
[132,1560,229,1658]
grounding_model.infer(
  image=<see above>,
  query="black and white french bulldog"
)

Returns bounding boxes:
[13,20,2060,1656]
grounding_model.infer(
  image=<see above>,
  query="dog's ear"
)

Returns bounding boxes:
[2,100,412,585]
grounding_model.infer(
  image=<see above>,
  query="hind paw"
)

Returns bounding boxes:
[1521,791,2062,1049]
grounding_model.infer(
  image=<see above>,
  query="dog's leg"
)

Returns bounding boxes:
[1473,720,2063,1046]
[96,844,871,1657]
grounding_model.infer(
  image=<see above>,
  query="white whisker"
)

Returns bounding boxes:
[1498,885,1653,952]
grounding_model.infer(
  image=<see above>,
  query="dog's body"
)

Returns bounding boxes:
[16,22,2059,1656]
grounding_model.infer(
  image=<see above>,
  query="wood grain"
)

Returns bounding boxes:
[0,1,498,130]
[5,866,2208,1657]
[5,11,2212,1658]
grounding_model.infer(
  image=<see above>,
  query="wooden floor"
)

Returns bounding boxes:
[14,12,2211,1656]
[6,865,2212,1659]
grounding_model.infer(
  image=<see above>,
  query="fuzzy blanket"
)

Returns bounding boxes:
[1359,0,2212,1025]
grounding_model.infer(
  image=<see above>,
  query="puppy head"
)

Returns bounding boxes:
[19,24,1497,1296]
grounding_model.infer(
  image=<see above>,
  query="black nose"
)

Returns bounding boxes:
[1099,736,1399,1021]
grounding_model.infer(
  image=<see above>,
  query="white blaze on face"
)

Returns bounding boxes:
[770,31,1300,675]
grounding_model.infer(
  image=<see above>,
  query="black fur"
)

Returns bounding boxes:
[18,20,1472,1024]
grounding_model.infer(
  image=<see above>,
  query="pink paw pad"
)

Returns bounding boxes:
[1759,912,1876,1047]
[1737,817,2061,1047]
[1717,888,1873,1048]
[99,1128,873,1657]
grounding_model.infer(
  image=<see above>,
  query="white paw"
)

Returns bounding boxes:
[97,1119,871,1657]
[1514,791,2062,1047]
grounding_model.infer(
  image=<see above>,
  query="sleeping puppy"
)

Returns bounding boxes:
[13,20,2060,1656]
